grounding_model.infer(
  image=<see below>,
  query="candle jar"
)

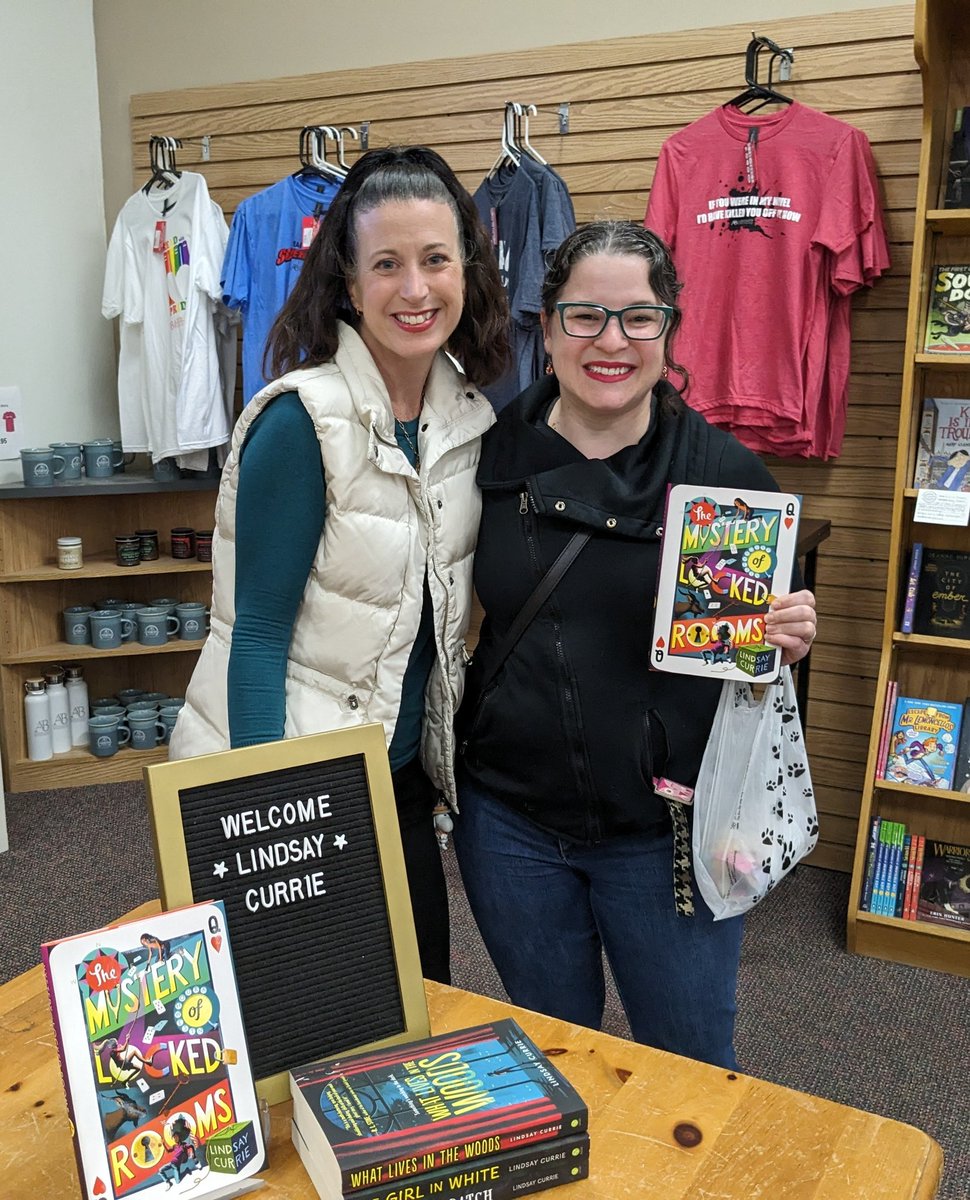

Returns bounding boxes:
[195,530,214,563]
[115,534,141,568]
[57,536,83,571]
[136,528,159,561]
[170,527,196,559]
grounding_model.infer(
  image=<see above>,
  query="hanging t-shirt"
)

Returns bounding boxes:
[645,101,889,459]
[474,165,545,411]
[222,172,341,403]
[102,171,234,462]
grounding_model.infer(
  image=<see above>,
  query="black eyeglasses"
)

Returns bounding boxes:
[555,302,674,341]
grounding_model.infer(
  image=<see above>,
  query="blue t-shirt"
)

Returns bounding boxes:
[222,174,341,403]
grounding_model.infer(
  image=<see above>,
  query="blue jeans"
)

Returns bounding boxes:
[453,778,743,1068]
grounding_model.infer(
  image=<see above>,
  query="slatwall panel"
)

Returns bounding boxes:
[129,4,918,872]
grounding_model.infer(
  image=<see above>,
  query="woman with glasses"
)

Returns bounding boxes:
[453,221,816,1065]
[170,148,509,984]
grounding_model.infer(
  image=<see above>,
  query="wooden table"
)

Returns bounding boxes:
[0,923,942,1199]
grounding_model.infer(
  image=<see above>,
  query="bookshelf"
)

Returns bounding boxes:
[0,474,216,792]
[846,0,970,977]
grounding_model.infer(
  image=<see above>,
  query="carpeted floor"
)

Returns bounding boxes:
[2,780,967,1199]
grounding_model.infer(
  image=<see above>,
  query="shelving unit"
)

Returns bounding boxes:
[0,473,217,791]
[846,0,970,978]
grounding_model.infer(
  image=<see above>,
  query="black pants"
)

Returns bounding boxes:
[392,758,451,984]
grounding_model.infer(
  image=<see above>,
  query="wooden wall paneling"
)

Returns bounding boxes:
[129,5,918,870]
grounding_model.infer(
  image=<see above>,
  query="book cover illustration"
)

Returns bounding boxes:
[290,1019,587,1193]
[912,397,970,490]
[883,696,964,789]
[944,107,970,208]
[923,267,970,352]
[651,485,801,683]
[912,547,970,638]
[42,900,266,1199]
[917,838,970,928]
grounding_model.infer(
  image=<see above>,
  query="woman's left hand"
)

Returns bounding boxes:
[764,589,817,666]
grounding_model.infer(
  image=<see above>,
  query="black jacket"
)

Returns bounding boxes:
[458,374,780,843]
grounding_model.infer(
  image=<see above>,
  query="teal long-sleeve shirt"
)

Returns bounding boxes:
[227,391,435,769]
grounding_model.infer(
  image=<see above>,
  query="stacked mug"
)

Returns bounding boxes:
[88,692,186,756]
[61,599,210,648]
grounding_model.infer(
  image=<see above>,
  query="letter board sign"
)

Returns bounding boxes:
[145,724,429,1104]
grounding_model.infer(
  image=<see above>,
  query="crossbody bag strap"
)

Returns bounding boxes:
[476,529,591,696]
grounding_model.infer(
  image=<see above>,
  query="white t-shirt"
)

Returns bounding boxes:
[103,171,235,462]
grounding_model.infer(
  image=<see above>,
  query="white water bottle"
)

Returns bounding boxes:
[44,667,73,753]
[64,664,90,747]
[24,678,53,761]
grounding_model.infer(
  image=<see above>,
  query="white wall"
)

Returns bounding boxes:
[0,0,117,485]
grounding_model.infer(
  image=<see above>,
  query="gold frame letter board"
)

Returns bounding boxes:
[144,724,429,1104]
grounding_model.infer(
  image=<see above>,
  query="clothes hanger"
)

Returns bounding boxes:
[487,103,521,179]
[293,126,345,184]
[335,126,358,173]
[142,136,181,195]
[724,34,794,113]
[517,104,547,165]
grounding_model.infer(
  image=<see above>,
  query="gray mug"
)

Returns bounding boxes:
[63,605,94,645]
[135,608,180,646]
[88,609,134,649]
[92,704,127,723]
[140,691,170,704]
[116,688,145,706]
[88,715,131,757]
[175,602,210,640]
[111,441,137,473]
[152,457,181,482]
[94,597,127,611]
[125,699,160,714]
[158,705,183,745]
[128,711,167,750]
[83,440,123,479]
[49,442,83,481]
[21,447,65,487]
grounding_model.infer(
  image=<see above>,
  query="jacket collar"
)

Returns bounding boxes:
[478,374,692,539]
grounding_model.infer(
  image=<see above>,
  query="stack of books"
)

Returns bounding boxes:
[289,1019,590,1200]
[859,820,970,929]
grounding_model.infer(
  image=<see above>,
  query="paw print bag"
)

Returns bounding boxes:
[691,667,818,920]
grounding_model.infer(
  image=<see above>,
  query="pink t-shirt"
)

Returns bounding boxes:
[645,101,889,458]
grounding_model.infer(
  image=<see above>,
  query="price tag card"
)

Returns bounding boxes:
[914,488,970,526]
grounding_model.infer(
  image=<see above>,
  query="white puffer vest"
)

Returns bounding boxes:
[169,322,495,805]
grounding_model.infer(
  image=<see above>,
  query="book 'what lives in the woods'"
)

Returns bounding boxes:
[42,900,266,1200]
[289,1019,588,1198]
[651,484,800,684]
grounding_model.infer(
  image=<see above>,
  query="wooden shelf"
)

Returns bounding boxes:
[914,352,970,366]
[0,557,212,583]
[874,778,970,804]
[926,208,970,234]
[892,631,970,651]
[2,638,207,665]
[9,744,169,789]
[855,909,970,942]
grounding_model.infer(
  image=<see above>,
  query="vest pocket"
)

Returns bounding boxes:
[640,706,670,785]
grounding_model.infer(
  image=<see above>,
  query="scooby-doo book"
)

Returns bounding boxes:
[651,485,801,683]
[42,900,265,1199]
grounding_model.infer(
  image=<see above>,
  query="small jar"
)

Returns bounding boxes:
[115,534,141,568]
[195,530,214,563]
[57,536,83,570]
[135,528,159,561]
[170,527,196,559]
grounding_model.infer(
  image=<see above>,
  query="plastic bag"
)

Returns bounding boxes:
[692,667,819,920]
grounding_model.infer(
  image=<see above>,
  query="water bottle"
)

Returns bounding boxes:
[44,667,73,754]
[24,677,53,761]
[64,664,90,747]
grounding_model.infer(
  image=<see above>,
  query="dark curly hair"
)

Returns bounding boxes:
[266,146,510,385]
[540,221,689,395]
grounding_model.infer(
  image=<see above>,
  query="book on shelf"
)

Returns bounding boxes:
[900,544,923,633]
[650,484,800,683]
[874,680,898,786]
[41,900,266,1200]
[916,838,970,929]
[292,1119,590,1200]
[883,695,963,790]
[923,267,970,353]
[289,1019,589,1198]
[952,697,970,792]
[909,834,927,921]
[894,834,912,919]
[943,107,970,208]
[860,816,881,912]
[912,397,970,491]
[912,546,970,638]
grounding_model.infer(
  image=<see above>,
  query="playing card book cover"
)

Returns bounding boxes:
[42,900,265,1199]
[651,485,801,683]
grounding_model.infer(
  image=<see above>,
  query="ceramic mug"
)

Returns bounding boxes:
[88,609,134,649]
[21,447,65,488]
[88,715,131,757]
[175,602,210,640]
[128,711,167,750]
[49,442,83,481]
[62,605,93,645]
[116,688,145,706]
[135,608,181,646]
[82,440,123,479]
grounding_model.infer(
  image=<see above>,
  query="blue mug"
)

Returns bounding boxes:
[21,447,65,487]
[49,442,83,481]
